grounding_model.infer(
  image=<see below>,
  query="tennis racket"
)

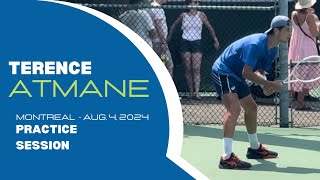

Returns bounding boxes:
[262,55,320,97]
[283,55,320,84]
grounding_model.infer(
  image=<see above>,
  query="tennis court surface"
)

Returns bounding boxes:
[182,125,320,180]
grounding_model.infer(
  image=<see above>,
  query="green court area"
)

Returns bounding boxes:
[182,125,320,180]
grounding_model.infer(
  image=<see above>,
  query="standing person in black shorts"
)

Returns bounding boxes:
[168,0,220,99]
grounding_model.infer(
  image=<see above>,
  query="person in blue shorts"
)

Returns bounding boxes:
[212,15,292,170]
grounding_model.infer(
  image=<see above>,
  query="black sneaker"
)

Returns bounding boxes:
[246,144,278,159]
[219,153,252,170]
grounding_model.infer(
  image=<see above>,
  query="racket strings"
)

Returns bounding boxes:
[287,56,320,83]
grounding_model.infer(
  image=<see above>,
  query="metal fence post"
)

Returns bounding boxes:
[278,0,289,128]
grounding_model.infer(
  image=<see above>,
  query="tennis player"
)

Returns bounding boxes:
[212,15,292,170]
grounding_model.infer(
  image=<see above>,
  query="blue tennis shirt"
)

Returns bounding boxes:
[212,33,278,82]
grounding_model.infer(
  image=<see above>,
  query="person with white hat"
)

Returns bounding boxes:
[212,15,292,170]
[288,0,320,110]
[295,0,316,10]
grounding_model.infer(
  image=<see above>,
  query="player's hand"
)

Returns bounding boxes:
[269,80,283,93]
[263,80,283,96]
[271,80,283,92]
[262,86,274,96]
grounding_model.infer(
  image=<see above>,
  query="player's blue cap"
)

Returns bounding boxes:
[265,15,292,34]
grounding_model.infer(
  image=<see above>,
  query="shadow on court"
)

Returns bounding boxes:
[184,125,320,152]
[251,160,320,174]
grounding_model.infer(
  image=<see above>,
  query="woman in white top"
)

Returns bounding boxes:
[168,0,220,99]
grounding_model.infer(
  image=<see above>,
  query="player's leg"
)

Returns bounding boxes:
[222,93,241,137]
[239,93,257,134]
[212,72,252,169]
[238,82,278,159]
[239,94,259,148]
[212,73,240,156]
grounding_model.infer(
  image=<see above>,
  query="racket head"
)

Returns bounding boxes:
[284,55,320,84]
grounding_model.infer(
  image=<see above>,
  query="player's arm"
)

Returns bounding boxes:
[256,69,268,83]
[167,13,183,42]
[257,69,266,76]
[241,45,272,87]
[243,65,272,87]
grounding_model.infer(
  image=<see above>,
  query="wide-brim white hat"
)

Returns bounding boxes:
[295,0,316,10]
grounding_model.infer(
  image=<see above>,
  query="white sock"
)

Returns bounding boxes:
[248,133,260,149]
[222,138,233,159]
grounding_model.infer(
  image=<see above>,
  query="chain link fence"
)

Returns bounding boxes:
[68,0,320,127]
[288,61,320,127]
[286,1,320,127]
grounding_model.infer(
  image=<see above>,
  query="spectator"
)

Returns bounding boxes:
[288,0,320,110]
[146,0,174,77]
[168,0,220,100]
[119,0,156,48]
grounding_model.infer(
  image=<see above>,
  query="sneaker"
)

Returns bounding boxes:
[219,153,252,170]
[246,144,278,159]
